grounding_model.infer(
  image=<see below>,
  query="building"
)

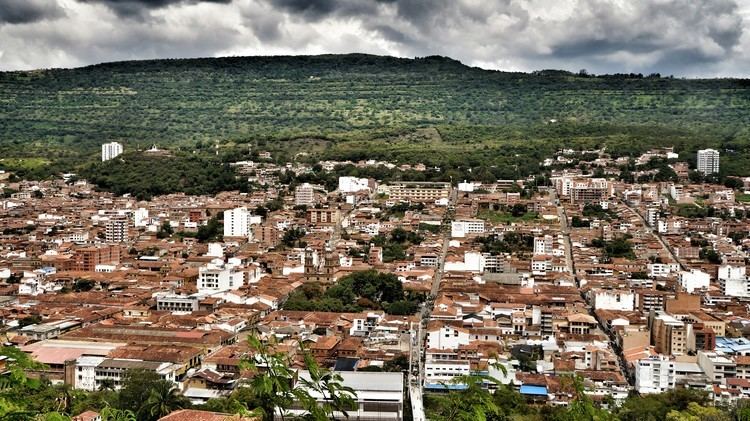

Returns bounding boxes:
[697,149,720,175]
[652,312,688,356]
[533,235,554,256]
[552,176,612,203]
[134,208,149,227]
[451,219,485,238]
[291,371,404,421]
[338,176,372,193]
[306,208,340,225]
[387,182,451,202]
[73,245,121,271]
[73,356,180,391]
[304,248,339,285]
[101,142,123,162]
[719,264,749,297]
[253,224,280,248]
[698,351,736,385]
[592,290,636,311]
[570,178,611,203]
[635,356,675,394]
[105,217,128,243]
[156,293,200,313]
[679,269,710,294]
[198,259,243,292]
[223,207,261,238]
[295,183,315,206]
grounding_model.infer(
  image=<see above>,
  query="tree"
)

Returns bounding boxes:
[115,370,164,414]
[17,315,42,328]
[139,380,189,421]
[241,335,356,421]
[100,407,137,421]
[426,374,501,421]
[295,352,356,420]
[383,355,409,373]
[385,300,418,315]
[156,221,174,239]
[196,217,222,243]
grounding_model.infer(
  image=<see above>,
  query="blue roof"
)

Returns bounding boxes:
[715,337,750,355]
[520,385,548,396]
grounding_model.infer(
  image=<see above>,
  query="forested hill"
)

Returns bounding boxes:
[2,53,750,176]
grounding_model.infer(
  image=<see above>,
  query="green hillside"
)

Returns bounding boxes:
[2,54,750,178]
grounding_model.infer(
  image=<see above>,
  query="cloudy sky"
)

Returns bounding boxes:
[1,0,749,76]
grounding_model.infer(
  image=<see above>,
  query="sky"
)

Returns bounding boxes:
[1,0,749,77]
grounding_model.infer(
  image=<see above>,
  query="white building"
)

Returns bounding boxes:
[697,149,720,175]
[295,183,315,206]
[457,180,477,192]
[648,263,676,278]
[74,356,179,391]
[592,290,635,311]
[105,217,128,243]
[223,207,261,238]
[450,219,485,238]
[719,264,749,297]
[719,264,746,281]
[698,351,736,385]
[338,176,371,193]
[198,259,243,292]
[134,208,149,228]
[533,235,554,256]
[425,323,471,350]
[635,356,675,394]
[678,269,711,293]
[101,142,123,162]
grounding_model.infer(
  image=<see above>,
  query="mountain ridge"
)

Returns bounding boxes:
[1,53,750,178]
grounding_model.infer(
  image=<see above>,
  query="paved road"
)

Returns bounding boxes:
[621,200,686,270]
[408,187,457,419]
[552,190,576,277]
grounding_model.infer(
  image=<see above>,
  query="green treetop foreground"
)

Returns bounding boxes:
[2,340,750,421]
[2,54,750,182]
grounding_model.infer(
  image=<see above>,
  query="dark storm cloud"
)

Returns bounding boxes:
[76,0,232,18]
[0,0,65,24]
[266,0,389,21]
[537,0,744,74]
[0,0,748,76]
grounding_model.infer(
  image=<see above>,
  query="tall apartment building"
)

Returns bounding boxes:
[697,149,720,175]
[635,355,675,394]
[551,176,611,203]
[295,183,315,206]
[101,142,123,162]
[651,312,688,356]
[105,217,128,243]
[223,207,261,238]
[570,178,611,204]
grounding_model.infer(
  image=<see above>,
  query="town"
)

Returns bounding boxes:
[1,141,749,420]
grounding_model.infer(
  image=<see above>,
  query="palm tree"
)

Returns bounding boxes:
[139,381,188,421]
[100,407,136,421]
[98,379,116,392]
